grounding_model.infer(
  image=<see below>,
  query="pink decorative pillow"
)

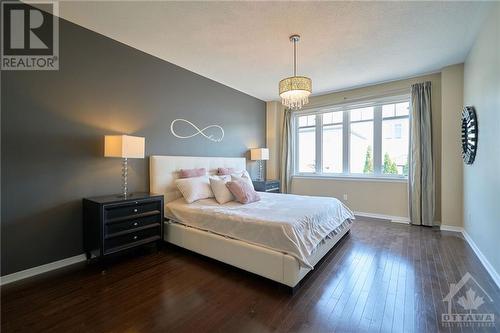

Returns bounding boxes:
[226,180,261,204]
[217,167,236,175]
[230,173,254,190]
[179,168,206,178]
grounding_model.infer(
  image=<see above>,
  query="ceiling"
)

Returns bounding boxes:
[50,1,491,101]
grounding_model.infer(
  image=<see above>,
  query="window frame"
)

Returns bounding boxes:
[292,94,410,181]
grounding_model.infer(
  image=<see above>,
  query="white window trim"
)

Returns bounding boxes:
[292,93,410,182]
[292,174,408,183]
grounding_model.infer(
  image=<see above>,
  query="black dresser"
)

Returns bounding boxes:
[83,193,164,260]
[252,180,281,193]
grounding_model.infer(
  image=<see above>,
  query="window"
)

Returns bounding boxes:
[297,115,316,173]
[349,107,374,174]
[381,102,409,176]
[322,112,343,173]
[294,96,410,179]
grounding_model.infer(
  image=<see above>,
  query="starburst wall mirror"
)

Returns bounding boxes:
[461,106,478,165]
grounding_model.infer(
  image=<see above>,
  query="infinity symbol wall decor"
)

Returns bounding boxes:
[170,119,225,143]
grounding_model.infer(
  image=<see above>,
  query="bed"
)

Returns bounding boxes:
[150,155,354,288]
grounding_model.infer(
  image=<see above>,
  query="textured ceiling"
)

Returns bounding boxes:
[51,1,491,101]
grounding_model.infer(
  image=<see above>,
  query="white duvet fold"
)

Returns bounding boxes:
[165,192,355,268]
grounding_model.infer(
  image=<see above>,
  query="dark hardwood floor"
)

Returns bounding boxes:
[2,219,499,333]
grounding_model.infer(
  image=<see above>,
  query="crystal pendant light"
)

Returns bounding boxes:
[279,35,312,110]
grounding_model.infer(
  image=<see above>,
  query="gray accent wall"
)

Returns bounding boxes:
[1,18,265,275]
[463,4,500,279]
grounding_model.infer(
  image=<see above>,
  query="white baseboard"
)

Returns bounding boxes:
[461,230,500,289]
[439,224,464,233]
[354,211,410,224]
[0,254,86,286]
[439,225,500,289]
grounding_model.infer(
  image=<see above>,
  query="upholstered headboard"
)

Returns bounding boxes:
[149,155,246,203]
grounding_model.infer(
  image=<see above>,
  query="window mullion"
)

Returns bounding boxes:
[315,114,322,174]
[373,106,382,175]
[343,109,349,174]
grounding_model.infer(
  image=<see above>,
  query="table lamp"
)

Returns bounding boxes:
[250,148,269,181]
[104,135,145,197]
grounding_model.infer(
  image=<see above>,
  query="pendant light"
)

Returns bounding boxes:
[279,35,312,110]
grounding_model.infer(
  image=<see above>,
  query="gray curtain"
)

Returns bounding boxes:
[409,81,434,226]
[280,109,292,193]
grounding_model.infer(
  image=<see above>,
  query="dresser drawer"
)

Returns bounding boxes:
[253,180,280,192]
[104,226,161,253]
[106,214,161,236]
[105,201,160,220]
[83,193,164,260]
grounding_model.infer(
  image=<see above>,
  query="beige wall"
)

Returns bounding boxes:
[292,177,408,219]
[268,73,442,220]
[463,4,500,277]
[441,64,464,228]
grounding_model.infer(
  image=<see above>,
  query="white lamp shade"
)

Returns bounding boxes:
[250,148,269,161]
[104,135,145,159]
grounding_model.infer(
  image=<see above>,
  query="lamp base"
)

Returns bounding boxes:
[122,157,128,198]
[116,193,134,199]
[257,160,265,181]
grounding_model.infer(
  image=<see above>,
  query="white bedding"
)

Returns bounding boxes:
[165,192,355,268]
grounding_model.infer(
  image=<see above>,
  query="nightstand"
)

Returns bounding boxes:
[252,180,280,193]
[83,192,164,260]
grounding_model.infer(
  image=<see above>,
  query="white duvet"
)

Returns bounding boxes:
[165,192,354,268]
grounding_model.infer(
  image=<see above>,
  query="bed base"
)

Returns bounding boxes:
[288,229,351,294]
[163,220,352,288]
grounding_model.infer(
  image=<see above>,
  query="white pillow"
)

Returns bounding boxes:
[231,172,255,190]
[175,176,214,203]
[231,170,252,179]
[209,176,234,204]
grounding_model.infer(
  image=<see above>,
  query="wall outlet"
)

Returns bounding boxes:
[343,194,348,201]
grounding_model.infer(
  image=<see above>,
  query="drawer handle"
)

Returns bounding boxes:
[133,222,139,227]
[133,208,138,213]
[133,235,138,240]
